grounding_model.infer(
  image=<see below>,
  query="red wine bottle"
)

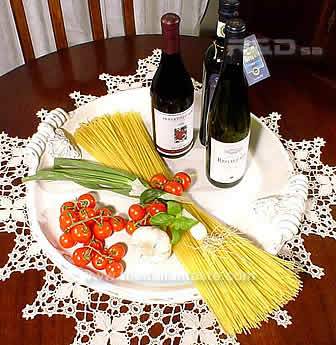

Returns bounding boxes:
[151,13,194,158]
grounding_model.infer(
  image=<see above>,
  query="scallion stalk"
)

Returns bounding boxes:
[22,158,148,198]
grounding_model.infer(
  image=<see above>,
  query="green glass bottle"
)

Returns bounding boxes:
[200,0,240,146]
[206,18,250,188]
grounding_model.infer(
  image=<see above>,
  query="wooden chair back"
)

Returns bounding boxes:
[9,0,136,63]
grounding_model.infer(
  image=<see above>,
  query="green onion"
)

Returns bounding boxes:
[54,158,137,180]
[22,158,148,197]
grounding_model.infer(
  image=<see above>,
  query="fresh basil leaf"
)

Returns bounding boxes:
[150,213,175,227]
[171,227,182,245]
[140,189,165,204]
[171,216,198,232]
[167,201,182,216]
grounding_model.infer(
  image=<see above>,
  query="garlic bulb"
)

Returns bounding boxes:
[131,226,172,263]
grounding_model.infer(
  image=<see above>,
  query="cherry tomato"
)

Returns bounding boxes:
[100,248,109,257]
[71,224,92,244]
[59,232,76,248]
[60,201,76,213]
[126,221,137,235]
[163,181,184,196]
[128,204,146,222]
[150,173,168,189]
[93,221,113,240]
[59,210,79,231]
[174,172,192,191]
[97,207,114,222]
[72,247,92,267]
[77,193,96,209]
[91,253,108,270]
[105,260,124,278]
[110,216,126,232]
[89,238,105,252]
[147,202,167,216]
[108,243,127,260]
[79,207,97,226]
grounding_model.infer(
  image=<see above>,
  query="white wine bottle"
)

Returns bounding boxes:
[206,18,250,188]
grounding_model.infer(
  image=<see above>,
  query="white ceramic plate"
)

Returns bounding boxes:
[26,87,293,303]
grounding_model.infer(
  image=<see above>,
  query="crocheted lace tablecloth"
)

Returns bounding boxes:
[1,50,335,345]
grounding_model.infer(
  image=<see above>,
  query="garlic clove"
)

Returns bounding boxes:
[131,226,171,264]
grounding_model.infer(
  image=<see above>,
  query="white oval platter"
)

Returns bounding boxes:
[26,87,293,303]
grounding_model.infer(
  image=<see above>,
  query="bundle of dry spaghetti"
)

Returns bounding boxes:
[74,112,301,336]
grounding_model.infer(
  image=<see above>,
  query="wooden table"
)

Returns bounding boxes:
[0,35,335,345]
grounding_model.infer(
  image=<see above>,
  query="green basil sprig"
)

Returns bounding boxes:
[140,189,165,204]
[139,188,191,205]
[150,201,198,245]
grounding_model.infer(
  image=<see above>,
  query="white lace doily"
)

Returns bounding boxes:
[1,50,335,345]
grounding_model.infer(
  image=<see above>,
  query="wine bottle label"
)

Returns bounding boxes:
[243,34,270,86]
[154,104,194,156]
[210,134,250,183]
[216,21,226,38]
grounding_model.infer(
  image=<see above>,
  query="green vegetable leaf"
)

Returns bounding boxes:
[167,201,182,216]
[170,227,182,245]
[171,216,198,232]
[150,213,175,227]
[140,189,165,204]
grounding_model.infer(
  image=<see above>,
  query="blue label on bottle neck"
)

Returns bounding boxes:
[243,34,270,86]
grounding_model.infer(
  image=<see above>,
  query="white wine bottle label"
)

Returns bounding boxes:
[210,134,250,183]
[154,104,194,156]
[216,21,226,38]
